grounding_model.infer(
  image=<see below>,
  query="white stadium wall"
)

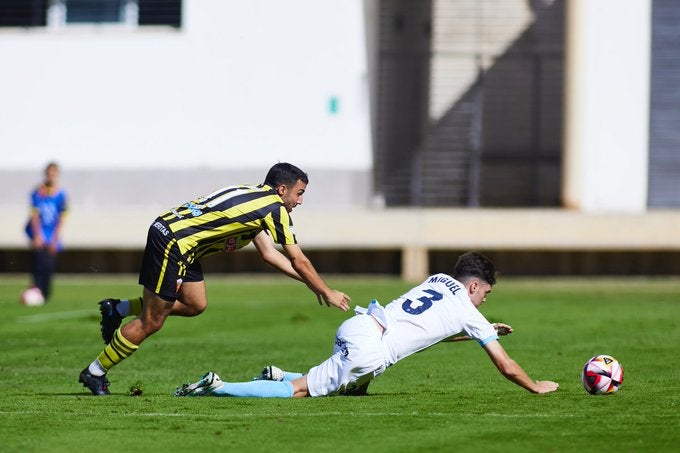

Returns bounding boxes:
[0,0,374,254]
[0,0,371,172]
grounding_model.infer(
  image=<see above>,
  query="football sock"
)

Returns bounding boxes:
[129,297,142,315]
[283,372,304,381]
[116,297,142,317]
[115,300,130,317]
[88,360,107,377]
[211,380,294,398]
[95,328,139,371]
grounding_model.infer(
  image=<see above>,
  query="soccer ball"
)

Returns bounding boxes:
[581,355,624,395]
[20,287,45,307]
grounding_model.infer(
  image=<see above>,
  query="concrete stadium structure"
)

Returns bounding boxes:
[1,0,679,279]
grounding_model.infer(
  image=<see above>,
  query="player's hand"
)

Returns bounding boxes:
[493,323,513,336]
[533,380,559,394]
[321,290,351,311]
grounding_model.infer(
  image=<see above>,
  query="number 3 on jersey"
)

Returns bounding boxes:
[402,289,443,315]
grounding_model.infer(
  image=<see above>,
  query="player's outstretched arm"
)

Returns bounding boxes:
[253,231,303,282]
[282,243,350,311]
[253,232,350,310]
[442,323,513,343]
[482,340,559,394]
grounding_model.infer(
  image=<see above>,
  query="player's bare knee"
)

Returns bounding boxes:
[191,303,207,316]
[178,299,207,316]
[145,321,164,335]
[140,314,168,334]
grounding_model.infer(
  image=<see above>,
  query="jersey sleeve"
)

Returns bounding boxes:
[29,189,40,213]
[263,205,297,246]
[462,309,499,346]
[58,190,69,215]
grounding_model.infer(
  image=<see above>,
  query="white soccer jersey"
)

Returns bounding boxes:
[305,273,499,397]
[380,273,498,365]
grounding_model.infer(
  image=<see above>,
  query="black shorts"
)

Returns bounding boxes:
[138,218,204,302]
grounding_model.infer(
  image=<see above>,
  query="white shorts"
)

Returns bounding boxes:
[306,314,388,397]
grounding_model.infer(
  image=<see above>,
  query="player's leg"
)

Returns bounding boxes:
[175,372,308,398]
[99,287,202,342]
[119,288,175,344]
[99,296,142,344]
[99,282,204,331]
[43,249,57,301]
[123,278,206,318]
[81,289,175,395]
[99,288,177,344]
[99,222,205,343]
[306,315,385,397]
[31,248,50,299]
[290,375,310,398]
[171,265,207,316]
[253,365,304,382]
[208,379,298,398]
[98,221,163,343]
[99,262,205,343]
[81,224,182,394]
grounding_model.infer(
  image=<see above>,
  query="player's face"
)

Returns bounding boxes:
[278,180,307,212]
[44,165,59,187]
[468,280,492,307]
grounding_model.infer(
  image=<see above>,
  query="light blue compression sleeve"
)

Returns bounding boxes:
[282,372,304,381]
[211,380,295,398]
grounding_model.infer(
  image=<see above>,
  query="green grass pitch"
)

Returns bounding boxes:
[1,274,679,452]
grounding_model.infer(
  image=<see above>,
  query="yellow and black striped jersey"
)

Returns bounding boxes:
[158,184,297,263]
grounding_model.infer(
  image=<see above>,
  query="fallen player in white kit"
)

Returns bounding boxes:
[174,252,559,398]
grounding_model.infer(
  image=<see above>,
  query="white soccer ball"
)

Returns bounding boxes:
[21,287,45,307]
[581,354,624,395]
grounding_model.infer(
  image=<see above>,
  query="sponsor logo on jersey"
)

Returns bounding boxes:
[335,336,349,357]
[224,237,238,252]
[153,221,170,236]
[184,202,204,217]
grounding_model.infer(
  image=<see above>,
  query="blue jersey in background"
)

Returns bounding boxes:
[25,185,68,250]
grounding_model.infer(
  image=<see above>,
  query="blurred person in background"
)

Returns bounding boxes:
[25,162,68,302]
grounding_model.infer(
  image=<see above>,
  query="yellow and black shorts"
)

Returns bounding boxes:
[138,217,203,302]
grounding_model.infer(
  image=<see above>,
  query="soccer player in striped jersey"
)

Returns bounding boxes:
[79,163,351,395]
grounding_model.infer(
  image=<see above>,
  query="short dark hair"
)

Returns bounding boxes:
[453,251,497,286]
[264,163,308,188]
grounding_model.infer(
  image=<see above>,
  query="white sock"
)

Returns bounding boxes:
[88,360,107,377]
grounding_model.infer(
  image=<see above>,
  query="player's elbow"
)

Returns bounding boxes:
[290,255,312,273]
[259,250,278,267]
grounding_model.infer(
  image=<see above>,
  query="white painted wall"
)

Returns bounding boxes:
[0,0,371,171]
[563,0,651,212]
